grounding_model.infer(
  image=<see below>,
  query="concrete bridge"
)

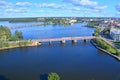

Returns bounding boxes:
[32,36,95,45]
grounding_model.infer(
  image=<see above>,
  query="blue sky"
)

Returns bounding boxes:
[0,0,120,18]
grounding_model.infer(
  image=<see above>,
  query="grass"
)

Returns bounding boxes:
[93,38,120,56]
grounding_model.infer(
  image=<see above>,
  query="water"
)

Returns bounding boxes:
[0,21,94,39]
[0,22,120,80]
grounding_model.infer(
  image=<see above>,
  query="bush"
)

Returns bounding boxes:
[15,30,23,40]
[0,42,9,48]
[107,48,116,54]
[9,36,18,41]
[48,73,60,80]
[116,50,120,56]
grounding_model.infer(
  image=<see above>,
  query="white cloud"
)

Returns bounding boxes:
[0,1,32,8]
[37,10,44,12]
[34,3,82,12]
[15,2,32,7]
[85,8,100,12]
[34,3,65,9]
[31,10,44,13]
[0,0,13,8]
[71,7,81,11]
[76,0,98,7]
[116,4,120,12]
[5,8,27,13]
[0,0,7,6]
[116,12,120,15]
[62,0,107,10]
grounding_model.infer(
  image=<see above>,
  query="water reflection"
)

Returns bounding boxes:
[0,75,9,80]
[115,74,120,80]
[0,49,10,56]
[40,74,48,80]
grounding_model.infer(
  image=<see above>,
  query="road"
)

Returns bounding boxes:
[100,35,120,50]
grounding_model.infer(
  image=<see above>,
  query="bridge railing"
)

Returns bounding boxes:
[32,36,95,42]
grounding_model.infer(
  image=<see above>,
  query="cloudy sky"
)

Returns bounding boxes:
[0,0,120,18]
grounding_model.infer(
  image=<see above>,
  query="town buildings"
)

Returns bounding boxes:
[110,26,120,42]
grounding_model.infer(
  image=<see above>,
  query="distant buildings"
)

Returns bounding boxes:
[99,23,109,28]
[37,18,45,21]
[110,26,120,42]
[69,19,77,24]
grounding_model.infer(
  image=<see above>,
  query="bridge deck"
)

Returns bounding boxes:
[33,36,95,42]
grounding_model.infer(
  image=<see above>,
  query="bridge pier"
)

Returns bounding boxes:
[72,40,77,44]
[49,41,52,45]
[33,41,41,46]
[61,40,66,44]
[84,39,87,42]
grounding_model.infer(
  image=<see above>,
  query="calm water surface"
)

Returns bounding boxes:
[0,22,120,80]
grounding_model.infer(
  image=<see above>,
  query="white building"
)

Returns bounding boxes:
[110,27,120,42]
[69,19,77,23]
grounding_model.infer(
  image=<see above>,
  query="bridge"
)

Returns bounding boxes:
[32,36,95,45]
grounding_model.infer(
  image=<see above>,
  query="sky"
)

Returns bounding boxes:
[0,0,120,18]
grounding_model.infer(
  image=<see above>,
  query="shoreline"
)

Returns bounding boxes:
[0,41,41,51]
[1,38,120,61]
[0,45,36,50]
[91,39,120,61]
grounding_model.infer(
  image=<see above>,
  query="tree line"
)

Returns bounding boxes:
[0,18,38,22]
[0,25,28,48]
[87,21,100,28]
[0,25,23,41]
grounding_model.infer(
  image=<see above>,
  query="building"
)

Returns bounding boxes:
[109,20,116,26]
[69,19,77,23]
[110,26,120,42]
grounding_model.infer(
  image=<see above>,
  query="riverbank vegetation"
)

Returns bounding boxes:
[43,18,71,26]
[0,40,32,49]
[93,38,120,56]
[0,25,33,49]
[0,18,72,26]
[93,27,100,37]
[0,25,23,41]
[114,42,120,46]
[48,73,60,80]
[9,30,23,41]
[87,21,100,28]
[0,18,38,22]
[0,25,11,41]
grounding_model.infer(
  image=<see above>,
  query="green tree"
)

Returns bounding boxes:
[103,28,110,35]
[115,50,120,56]
[0,25,11,41]
[48,73,60,80]
[94,32,99,36]
[9,36,18,41]
[93,27,100,37]
[15,30,23,40]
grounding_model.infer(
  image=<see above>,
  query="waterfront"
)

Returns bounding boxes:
[0,22,120,80]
